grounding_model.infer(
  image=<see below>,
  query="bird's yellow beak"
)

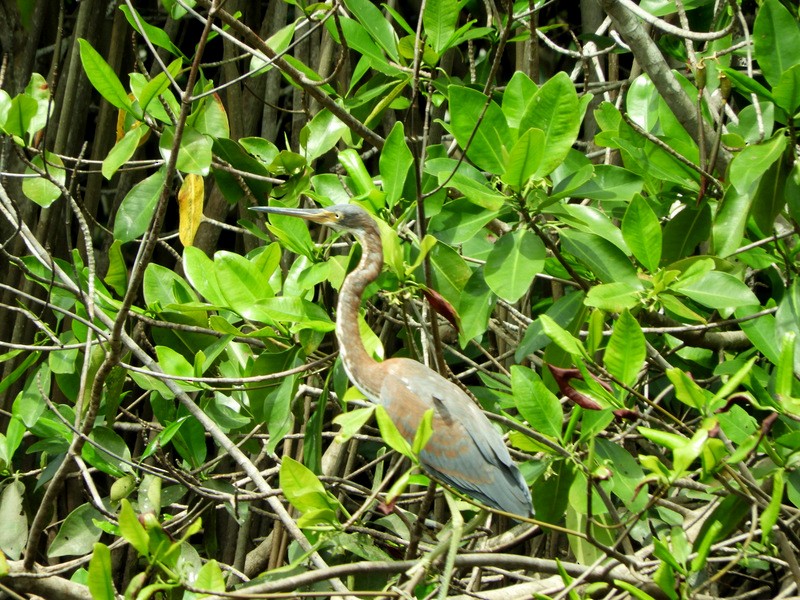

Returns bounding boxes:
[249,205,337,225]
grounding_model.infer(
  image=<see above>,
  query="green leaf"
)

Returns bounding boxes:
[193,560,226,594]
[518,72,583,177]
[183,246,225,305]
[585,282,641,312]
[160,125,213,175]
[102,124,148,179]
[88,543,116,600]
[750,150,788,234]
[411,409,434,455]
[484,230,545,303]
[78,39,138,116]
[301,109,348,162]
[104,240,128,296]
[333,406,376,442]
[280,456,340,515]
[118,499,149,556]
[375,404,415,460]
[729,131,787,195]
[82,426,133,477]
[343,0,399,61]
[605,310,645,387]
[380,122,413,208]
[561,229,640,288]
[713,183,755,258]
[673,271,759,310]
[119,5,184,58]
[427,242,471,310]
[443,172,506,211]
[511,365,563,441]
[213,250,275,313]
[568,164,643,202]
[661,203,711,262]
[773,63,800,113]
[517,292,585,360]
[457,268,496,344]
[502,71,538,130]
[113,168,166,242]
[2,93,37,141]
[501,128,545,188]
[666,368,709,410]
[138,59,182,115]
[423,0,458,53]
[622,194,661,272]
[48,503,103,557]
[0,479,27,560]
[0,89,11,130]
[190,93,230,139]
[753,0,800,86]
[22,152,65,208]
[761,469,785,544]
[449,85,511,174]
[540,314,586,357]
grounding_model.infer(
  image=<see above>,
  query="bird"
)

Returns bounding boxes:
[251,202,533,517]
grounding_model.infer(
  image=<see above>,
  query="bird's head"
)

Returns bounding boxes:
[250,202,374,234]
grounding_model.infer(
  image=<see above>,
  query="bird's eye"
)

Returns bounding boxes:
[334,212,342,220]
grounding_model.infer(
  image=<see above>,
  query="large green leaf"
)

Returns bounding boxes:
[48,503,103,558]
[343,0,399,61]
[380,122,413,208]
[301,109,348,162]
[88,544,116,600]
[661,203,711,263]
[423,0,458,53]
[753,0,800,86]
[501,128,545,189]
[427,242,472,309]
[102,125,149,180]
[0,480,27,560]
[773,64,800,113]
[22,152,65,208]
[78,39,138,117]
[113,168,166,242]
[604,309,645,387]
[502,71,538,130]
[457,268,495,344]
[518,72,582,177]
[82,427,133,477]
[674,271,759,310]
[561,229,640,288]
[449,85,511,174]
[160,125,212,176]
[713,184,755,258]
[484,230,545,302]
[729,131,787,195]
[622,194,661,272]
[512,365,563,441]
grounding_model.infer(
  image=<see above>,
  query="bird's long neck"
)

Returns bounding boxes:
[335,224,384,401]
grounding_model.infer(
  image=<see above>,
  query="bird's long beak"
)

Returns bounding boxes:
[249,205,336,225]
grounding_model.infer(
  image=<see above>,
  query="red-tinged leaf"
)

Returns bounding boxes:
[548,365,603,410]
[422,287,461,332]
[612,408,640,421]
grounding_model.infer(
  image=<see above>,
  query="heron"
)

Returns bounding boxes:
[251,202,533,517]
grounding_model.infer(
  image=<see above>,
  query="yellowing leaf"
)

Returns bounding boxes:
[177,174,204,247]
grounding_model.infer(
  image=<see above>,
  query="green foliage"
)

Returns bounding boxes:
[2,1,800,599]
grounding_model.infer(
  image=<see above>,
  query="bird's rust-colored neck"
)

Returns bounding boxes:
[335,220,384,402]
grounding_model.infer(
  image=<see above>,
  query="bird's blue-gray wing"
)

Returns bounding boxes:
[379,359,532,516]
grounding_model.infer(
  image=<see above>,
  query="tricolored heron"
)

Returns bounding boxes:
[251,203,533,517]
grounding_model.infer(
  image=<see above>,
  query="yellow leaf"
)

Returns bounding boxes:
[177,174,204,247]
